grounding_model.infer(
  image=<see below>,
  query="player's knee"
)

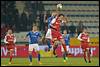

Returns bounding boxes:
[86,48,89,50]
[54,41,59,46]
[53,45,57,48]
[10,49,13,51]
[10,49,13,53]
[87,49,90,53]
[60,39,65,44]
[29,51,32,55]
[83,49,86,52]
[37,51,40,54]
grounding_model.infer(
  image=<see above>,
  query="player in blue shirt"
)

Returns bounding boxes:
[61,30,70,62]
[24,25,42,65]
[45,11,57,51]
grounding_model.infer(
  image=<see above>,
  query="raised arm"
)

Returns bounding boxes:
[77,33,83,41]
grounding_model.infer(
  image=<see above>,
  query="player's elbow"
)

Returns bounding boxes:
[77,37,81,41]
[77,37,79,40]
[14,40,16,43]
[4,40,8,43]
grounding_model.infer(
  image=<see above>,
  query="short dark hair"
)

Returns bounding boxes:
[58,14,64,17]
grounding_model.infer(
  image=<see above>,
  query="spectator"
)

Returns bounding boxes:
[1,24,11,39]
[39,11,45,31]
[43,11,48,34]
[28,12,35,27]
[69,23,76,37]
[1,10,6,23]
[76,21,85,36]
[14,8,20,32]
[1,23,6,39]
[20,11,28,31]
[61,22,68,33]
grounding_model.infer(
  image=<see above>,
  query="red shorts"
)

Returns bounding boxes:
[6,43,15,50]
[81,43,89,50]
[51,29,63,41]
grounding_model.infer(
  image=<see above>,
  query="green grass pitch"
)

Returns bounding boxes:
[1,57,99,66]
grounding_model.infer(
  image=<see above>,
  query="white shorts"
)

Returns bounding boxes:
[45,29,52,39]
[29,44,39,51]
[61,45,69,52]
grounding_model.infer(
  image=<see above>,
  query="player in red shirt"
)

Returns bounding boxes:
[77,28,91,63]
[4,29,16,64]
[50,12,68,58]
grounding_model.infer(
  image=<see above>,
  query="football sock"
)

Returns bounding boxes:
[87,51,91,62]
[29,54,32,62]
[38,54,40,61]
[63,52,66,60]
[62,44,67,52]
[53,45,57,55]
[47,39,52,49]
[83,51,87,62]
[62,44,68,56]
[10,52,13,62]
[10,55,13,62]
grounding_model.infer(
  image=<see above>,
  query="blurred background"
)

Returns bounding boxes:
[1,1,99,44]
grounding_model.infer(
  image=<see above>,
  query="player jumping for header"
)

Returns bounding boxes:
[49,10,69,58]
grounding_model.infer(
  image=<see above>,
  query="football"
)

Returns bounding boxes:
[57,3,63,9]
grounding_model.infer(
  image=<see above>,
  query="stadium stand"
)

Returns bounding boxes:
[1,1,99,42]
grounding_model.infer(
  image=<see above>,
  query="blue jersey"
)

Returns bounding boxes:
[63,34,70,46]
[48,16,55,28]
[26,31,41,44]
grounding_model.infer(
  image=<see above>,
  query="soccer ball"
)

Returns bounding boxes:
[57,3,63,9]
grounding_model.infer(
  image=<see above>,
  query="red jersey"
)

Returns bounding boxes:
[77,32,90,49]
[50,16,60,31]
[80,33,89,44]
[4,34,16,45]
[49,16,63,41]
